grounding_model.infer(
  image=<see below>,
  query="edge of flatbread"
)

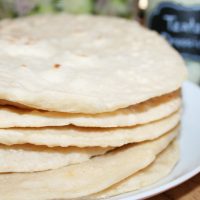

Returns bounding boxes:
[0,127,178,200]
[0,90,181,128]
[0,111,180,147]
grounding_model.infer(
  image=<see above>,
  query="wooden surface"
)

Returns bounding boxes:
[148,173,200,200]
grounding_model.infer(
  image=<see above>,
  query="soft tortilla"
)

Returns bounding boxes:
[90,140,179,199]
[0,90,180,128]
[0,145,112,173]
[0,111,180,147]
[0,127,178,200]
[0,14,186,113]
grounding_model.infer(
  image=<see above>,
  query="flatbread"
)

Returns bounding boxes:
[0,127,177,200]
[0,14,187,113]
[0,145,112,173]
[0,111,180,147]
[90,140,179,199]
[0,90,181,128]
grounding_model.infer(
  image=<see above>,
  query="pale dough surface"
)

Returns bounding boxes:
[0,90,180,128]
[0,144,112,173]
[0,128,177,200]
[90,141,179,199]
[0,111,180,147]
[0,15,187,113]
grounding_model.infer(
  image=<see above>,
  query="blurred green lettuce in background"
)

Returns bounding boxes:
[0,0,137,19]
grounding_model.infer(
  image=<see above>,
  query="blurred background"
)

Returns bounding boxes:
[0,0,200,85]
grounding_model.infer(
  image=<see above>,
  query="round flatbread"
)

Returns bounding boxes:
[0,111,180,147]
[0,14,187,113]
[0,90,180,128]
[0,145,112,173]
[0,128,177,200]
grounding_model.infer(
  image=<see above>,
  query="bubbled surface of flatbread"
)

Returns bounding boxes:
[0,111,180,147]
[0,145,111,173]
[0,90,181,128]
[0,14,187,113]
[0,128,177,200]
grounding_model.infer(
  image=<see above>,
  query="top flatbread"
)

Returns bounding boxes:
[0,14,186,113]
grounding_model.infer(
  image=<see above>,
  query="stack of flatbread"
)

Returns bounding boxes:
[0,15,187,200]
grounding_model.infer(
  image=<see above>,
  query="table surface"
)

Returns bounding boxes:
[148,173,200,200]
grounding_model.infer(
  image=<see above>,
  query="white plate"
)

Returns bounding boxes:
[107,81,200,200]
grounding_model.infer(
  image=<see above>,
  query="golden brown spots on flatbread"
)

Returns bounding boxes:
[54,64,61,69]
